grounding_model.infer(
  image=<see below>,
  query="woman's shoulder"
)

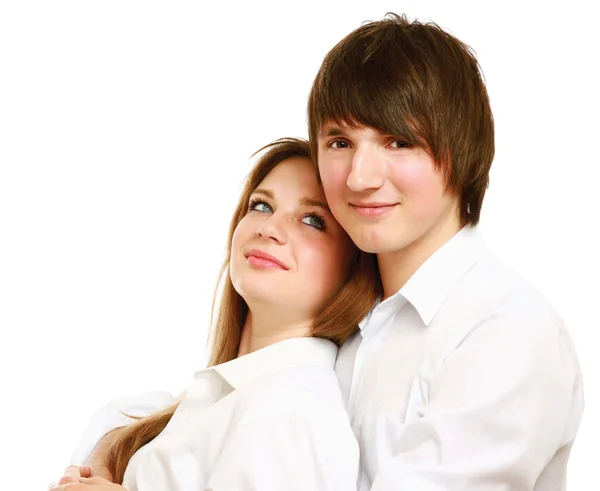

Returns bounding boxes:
[234,365,347,423]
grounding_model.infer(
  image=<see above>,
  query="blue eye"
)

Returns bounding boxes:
[249,199,272,213]
[302,214,326,230]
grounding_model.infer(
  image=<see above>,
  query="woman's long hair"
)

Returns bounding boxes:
[105,138,381,483]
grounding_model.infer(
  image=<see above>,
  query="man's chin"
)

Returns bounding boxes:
[349,231,400,255]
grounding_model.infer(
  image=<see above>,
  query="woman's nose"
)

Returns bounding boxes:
[256,213,288,244]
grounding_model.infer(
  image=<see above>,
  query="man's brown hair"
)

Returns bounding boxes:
[308,13,495,226]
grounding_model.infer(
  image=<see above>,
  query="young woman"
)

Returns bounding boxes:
[50,138,381,491]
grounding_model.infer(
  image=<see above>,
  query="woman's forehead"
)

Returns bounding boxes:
[258,158,322,195]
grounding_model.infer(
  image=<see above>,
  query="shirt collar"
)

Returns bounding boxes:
[197,337,337,390]
[398,226,486,326]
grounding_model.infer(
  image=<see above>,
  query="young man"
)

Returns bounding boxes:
[308,13,583,491]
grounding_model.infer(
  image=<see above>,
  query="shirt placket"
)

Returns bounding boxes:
[348,298,406,423]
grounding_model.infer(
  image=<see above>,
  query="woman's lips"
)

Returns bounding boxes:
[245,249,288,270]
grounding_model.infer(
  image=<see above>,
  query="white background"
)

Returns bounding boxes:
[1,1,598,488]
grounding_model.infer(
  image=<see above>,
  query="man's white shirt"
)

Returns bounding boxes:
[336,226,583,491]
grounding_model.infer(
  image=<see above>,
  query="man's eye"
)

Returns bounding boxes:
[329,140,350,149]
[389,140,411,149]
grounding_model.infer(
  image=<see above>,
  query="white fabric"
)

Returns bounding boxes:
[72,337,358,491]
[70,391,176,467]
[71,227,583,491]
[335,226,584,491]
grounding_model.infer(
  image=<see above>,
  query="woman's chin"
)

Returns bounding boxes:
[234,278,283,305]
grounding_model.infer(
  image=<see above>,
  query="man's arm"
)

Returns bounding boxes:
[371,310,583,491]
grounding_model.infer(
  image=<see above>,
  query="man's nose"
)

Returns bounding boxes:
[346,147,385,191]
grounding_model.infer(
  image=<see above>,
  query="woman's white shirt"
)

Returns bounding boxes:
[72,337,358,491]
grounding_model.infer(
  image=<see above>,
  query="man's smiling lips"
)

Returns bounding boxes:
[349,202,398,217]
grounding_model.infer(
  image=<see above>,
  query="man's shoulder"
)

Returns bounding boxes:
[430,251,580,377]
[461,249,560,320]
[432,249,570,355]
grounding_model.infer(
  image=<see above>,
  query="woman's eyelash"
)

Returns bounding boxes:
[248,198,270,211]
[305,211,327,231]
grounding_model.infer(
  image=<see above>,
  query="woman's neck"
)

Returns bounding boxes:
[237,309,312,357]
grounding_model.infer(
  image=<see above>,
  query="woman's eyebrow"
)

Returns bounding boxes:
[252,189,330,212]
[252,188,273,198]
[300,197,330,212]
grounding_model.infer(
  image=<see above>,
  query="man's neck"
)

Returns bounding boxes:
[237,309,312,357]
[378,219,463,299]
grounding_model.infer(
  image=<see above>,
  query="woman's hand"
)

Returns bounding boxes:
[48,466,127,490]
[48,466,92,489]
[49,476,126,490]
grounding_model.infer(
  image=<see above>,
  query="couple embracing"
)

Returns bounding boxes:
[51,13,583,491]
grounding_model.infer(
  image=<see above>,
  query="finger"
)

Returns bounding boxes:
[48,485,69,491]
[51,483,82,491]
[47,482,57,490]
[58,475,78,485]
[51,485,85,491]
[63,465,83,478]
[58,464,92,483]
[79,476,112,485]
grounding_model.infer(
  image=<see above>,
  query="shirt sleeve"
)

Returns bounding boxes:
[205,406,359,491]
[70,391,176,466]
[371,308,583,491]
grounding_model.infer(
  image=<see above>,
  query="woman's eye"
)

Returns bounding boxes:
[250,201,272,213]
[302,214,325,230]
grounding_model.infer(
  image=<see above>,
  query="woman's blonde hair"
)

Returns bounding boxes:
[106,138,381,483]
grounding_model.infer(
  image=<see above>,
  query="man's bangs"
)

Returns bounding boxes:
[310,66,425,147]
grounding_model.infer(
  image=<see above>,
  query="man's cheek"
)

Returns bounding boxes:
[321,167,347,196]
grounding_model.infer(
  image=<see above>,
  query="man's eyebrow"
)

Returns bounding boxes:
[301,197,330,212]
[319,126,347,138]
[251,188,273,199]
